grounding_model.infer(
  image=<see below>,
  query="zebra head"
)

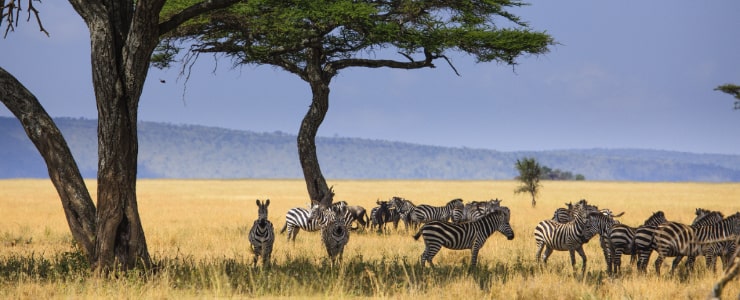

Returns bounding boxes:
[447,198,465,210]
[585,211,617,238]
[643,211,667,227]
[256,199,270,224]
[695,207,713,218]
[489,209,515,240]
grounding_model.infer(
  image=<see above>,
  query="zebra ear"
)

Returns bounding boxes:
[256,199,261,206]
[265,199,270,206]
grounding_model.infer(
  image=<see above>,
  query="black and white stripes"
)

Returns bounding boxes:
[534,199,599,275]
[413,209,514,267]
[248,199,275,267]
[411,198,464,225]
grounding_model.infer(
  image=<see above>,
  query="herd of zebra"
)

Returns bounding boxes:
[246,196,740,281]
[246,196,514,267]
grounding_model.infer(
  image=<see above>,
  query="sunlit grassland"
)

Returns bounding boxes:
[0,179,738,299]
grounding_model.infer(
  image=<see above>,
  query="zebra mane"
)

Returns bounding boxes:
[643,211,667,226]
[692,210,725,227]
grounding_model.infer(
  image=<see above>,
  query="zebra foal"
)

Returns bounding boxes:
[413,209,514,267]
[248,199,275,267]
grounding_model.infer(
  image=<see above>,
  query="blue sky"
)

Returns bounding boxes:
[1,1,739,154]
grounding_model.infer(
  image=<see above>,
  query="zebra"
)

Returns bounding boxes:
[607,210,667,274]
[550,199,619,272]
[280,206,332,242]
[688,209,737,273]
[248,199,275,267]
[552,202,574,223]
[553,201,623,223]
[388,196,418,232]
[318,204,351,264]
[584,212,619,274]
[411,198,465,225]
[633,211,670,272]
[534,199,598,275]
[457,199,502,223]
[652,213,740,275]
[413,209,514,267]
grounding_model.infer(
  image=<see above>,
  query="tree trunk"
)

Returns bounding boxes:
[72,0,164,271]
[0,68,98,261]
[297,48,334,206]
[298,79,333,206]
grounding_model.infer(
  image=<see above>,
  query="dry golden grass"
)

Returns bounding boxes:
[1,179,739,299]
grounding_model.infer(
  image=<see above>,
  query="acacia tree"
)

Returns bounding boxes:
[159,0,555,207]
[514,157,542,207]
[0,0,240,272]
[715,83,740,110]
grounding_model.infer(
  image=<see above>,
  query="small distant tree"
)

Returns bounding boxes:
[514,157,542,207]
[715,84,740,110]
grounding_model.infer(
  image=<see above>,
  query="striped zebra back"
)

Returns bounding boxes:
[283,207,323,232]
[693,213,740,245]
[654,221,697,257]
[412,198,464,224]
[413,209,514,267]
[692,210,724,227]
[458,199,502,223]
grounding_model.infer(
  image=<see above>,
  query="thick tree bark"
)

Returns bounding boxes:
[70,0,165,271]
[4,0,242,272]
[298,48,334,207]
[0,68,98,261]
[298,79,333,206]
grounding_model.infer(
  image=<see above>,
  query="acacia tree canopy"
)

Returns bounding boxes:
[158,0,555,207]
[715,83,740,110]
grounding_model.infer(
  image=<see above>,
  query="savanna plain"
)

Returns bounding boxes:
[0,179,738,299]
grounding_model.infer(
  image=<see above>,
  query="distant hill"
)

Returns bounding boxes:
[2,117,740,181]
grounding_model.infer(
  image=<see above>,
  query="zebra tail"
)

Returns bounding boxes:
[279,222,287,234]
[362,212,370,228]
[412,229,422,241]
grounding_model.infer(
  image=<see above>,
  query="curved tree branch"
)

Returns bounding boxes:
[158,0,241,35]
[0,67,97,260]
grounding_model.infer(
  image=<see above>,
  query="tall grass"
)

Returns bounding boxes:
[0,179,738,298]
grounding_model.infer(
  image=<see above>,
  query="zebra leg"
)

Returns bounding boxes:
[638,250,652,273]
[575,246,588,276]
[542,247,554,264]
[252,245,261,267]
[470,245,481,267]
[614,249,623,275]
[291,227,301,242]
[263,247,271,266]
[535,242,545,262]
[654,255,664,276]
[569,250,577,271]
[706,255,716,273]
[421,244,441,267]
[670,255,684,275]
